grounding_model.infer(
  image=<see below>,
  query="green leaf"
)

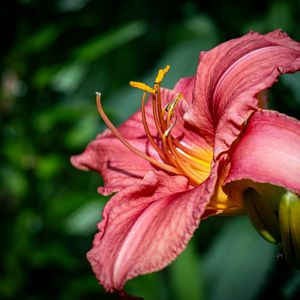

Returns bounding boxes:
[65,115,101,149]
[125,272,167,300]
[282,269,300,298]
[73,21,148,62]
[21,24,61,53]
[282,72,300,105]
[65,200,104,235]
[52,63,88,93]
[170,239,205,300]
[202,217,275,300]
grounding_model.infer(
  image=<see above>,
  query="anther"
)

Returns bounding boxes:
[155,65,170,84]
[164,93,182,116]
[163,117,177,138]
[129,81,155,94]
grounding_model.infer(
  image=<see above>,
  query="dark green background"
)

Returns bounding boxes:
[1,0,300,299]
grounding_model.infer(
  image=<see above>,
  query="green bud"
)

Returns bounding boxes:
[243,188,280,244]
[279,191,300,269]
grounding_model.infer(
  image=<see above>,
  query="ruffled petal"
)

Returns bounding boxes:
[87,165,218,292]
[71,131,157,195]
[225,109,300,196]
[184,29,300,158]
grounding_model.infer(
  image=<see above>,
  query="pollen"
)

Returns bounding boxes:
[129,81,155,94]
[155,65,170,84]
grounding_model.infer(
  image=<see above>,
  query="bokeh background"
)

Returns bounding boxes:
[1,0,300,299]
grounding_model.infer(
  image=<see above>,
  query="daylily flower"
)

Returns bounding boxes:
[71,29,300,294]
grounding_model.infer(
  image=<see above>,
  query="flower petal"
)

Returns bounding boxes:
[225,109,300,196]
[162,87,212,152]
[184,29,300,158]
[173,76,212,149]
[87,166,218,292]
[174,76,195,103]
[71,131,157,195]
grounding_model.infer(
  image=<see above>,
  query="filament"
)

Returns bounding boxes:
[141,92,166,160]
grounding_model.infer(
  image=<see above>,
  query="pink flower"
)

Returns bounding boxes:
[71,30,300,293]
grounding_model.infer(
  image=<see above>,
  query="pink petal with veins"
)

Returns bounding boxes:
[71,131,156,195]
[225,109,300,194]
[87,165,218,291]
[174,76,195,103]
[184,29,300,158]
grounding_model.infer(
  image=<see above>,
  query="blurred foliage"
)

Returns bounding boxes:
[1,0,300,299]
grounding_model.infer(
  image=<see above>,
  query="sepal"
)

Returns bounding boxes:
[243,188,280,244]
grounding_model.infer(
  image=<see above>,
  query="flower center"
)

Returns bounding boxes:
[96,66,212,186]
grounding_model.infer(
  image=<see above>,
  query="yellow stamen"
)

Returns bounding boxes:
[152,90,165,138]
[163,118,177,138]
[161,119,181,169]
[155,65,170,84]
[166,93,182,127]
[95,92,180,175]
[154,84,165,130]
[141,92,166,160]
[129,81,155,94]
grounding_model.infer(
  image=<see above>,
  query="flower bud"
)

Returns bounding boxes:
[243,188,281,244]
[279,191,300,269]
